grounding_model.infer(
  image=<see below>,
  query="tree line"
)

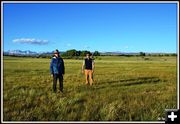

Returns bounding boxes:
[61,49,100,57]
[4,49,177,59]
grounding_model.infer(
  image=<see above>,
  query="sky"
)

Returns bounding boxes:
[3,2,178,53]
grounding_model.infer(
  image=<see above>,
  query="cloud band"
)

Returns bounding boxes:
[13,38,49,45]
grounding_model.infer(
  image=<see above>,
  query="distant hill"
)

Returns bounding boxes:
[100,51,139,55]
[3,50,64,56]
[3,50,38,55]
[3,50,176,56]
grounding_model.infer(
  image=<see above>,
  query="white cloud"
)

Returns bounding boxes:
[13,38,49,45]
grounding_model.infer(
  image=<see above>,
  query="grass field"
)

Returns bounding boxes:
[3,56,177,121]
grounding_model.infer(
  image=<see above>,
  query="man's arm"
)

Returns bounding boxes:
[62,59,65,75]
[50,59,53,75]
[82,60,85,73]
[92,60,95,73]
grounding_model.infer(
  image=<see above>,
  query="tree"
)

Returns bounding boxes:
[80,50,91,56]
[93,51,100,56]
[76,50,81,56]
[66,49,77,56]
[139,52,146,56]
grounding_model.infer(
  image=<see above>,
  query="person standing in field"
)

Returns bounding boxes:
[50,49,65,93]
[82,53,95,85]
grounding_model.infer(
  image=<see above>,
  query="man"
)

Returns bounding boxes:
[82,53,95,85]
[50,49,65,93]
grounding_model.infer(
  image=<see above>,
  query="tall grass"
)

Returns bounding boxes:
[3,56,177,121]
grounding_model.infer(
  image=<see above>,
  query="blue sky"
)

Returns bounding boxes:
[3,2,177,53]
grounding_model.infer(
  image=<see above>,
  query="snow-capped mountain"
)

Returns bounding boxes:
[4,50,39,55]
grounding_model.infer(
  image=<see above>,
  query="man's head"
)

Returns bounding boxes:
[54,49,60,57]
[86,52,90,59]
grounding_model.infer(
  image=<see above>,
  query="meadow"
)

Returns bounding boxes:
[3,56,177,121]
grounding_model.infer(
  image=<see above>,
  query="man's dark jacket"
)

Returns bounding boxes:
[50,56,65,75]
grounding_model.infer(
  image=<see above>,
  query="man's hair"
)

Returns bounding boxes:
[86,52,91,56]
[54,49,60,54]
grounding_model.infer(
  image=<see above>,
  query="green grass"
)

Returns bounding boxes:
[3,56,177,121]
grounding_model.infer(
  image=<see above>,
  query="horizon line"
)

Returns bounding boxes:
[3,49,177,54]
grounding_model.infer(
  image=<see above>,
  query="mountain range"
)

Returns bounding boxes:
[3,50,53,55]
[3,50,175,56]
[3,50,137,55]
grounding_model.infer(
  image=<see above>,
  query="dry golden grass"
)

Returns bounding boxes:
[3,56,177,121]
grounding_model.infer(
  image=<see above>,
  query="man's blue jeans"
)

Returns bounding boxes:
[53,74,63,92]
